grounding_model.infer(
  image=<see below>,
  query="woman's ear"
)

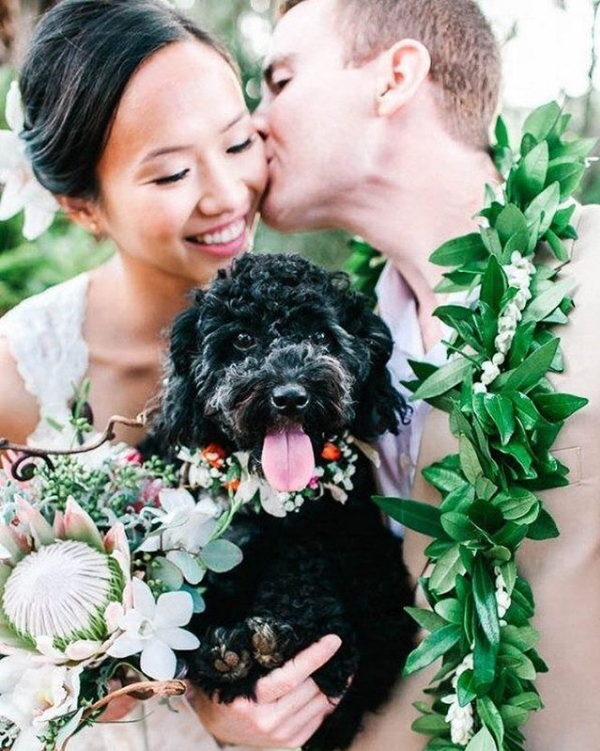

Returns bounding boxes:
[374,39,432,117]
[57,195,103,236]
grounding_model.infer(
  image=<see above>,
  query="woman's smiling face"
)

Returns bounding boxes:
[93,40,267,286]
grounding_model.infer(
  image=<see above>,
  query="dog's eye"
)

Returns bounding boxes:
[234,332,256,351]
[311,330,329,345]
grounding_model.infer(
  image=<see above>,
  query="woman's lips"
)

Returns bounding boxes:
[184,218,248,258]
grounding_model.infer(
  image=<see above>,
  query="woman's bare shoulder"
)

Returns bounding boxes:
[0,337,39,444]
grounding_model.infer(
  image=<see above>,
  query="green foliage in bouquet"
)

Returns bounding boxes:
[374,102,594,750]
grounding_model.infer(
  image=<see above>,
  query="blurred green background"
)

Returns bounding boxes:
[1,0,599,314]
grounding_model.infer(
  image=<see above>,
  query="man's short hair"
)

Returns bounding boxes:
[278,0,501,149]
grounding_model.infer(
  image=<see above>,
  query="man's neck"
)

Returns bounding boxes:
[339,134,500,349]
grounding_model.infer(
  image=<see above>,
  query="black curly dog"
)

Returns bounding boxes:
[152,254,417,751]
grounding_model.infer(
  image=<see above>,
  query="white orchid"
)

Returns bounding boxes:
[107,578,199,680]
[0,655,82,751]
[0,82,59,240]
[138,488,219,555]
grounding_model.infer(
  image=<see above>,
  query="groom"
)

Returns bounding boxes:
[197,1,600,749]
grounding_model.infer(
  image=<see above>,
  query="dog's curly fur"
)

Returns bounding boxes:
[150,254,417,751]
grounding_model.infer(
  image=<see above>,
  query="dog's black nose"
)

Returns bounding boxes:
[271,384,309,414]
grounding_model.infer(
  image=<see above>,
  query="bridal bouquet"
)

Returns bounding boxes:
[0,436,246,751]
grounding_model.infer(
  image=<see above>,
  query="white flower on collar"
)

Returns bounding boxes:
[0,82,59,240]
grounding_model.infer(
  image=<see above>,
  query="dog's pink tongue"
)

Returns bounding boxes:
[261,428,315,492]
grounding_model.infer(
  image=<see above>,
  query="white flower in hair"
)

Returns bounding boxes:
[0,81,59,240]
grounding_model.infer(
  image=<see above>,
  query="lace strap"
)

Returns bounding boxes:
[0,273,90,444]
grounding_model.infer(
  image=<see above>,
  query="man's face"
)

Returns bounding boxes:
[255,0,376,233]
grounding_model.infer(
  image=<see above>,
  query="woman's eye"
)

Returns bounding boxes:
[154,169,190,186]
[234,332,256,351]
[227,137,254,155]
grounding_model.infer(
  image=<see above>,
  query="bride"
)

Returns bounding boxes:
[0,0,340,747]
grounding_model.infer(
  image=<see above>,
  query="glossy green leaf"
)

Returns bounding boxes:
[412,713,450,735]
[484,394,515,446]
[493,488,539,522]
[526,507,560,540]
[430,233,488,267]
[465,726,497,751]
[496,204,528,244]
[547,161,585,200]
[412,358,474,401]
[405,606,448,633]
[521,278,574,324]
[500,338,559,393]
[517,141,548,196]
[373,497,445,537]
[459,435,483,485]
[534,392,588,421]
[480,256,508,313]
[473,558,500,646]
[524,182,560,235]
[434,598,463,627]
[403,624,462,676]
[477,696,504,748]
[523,101,561,141]
[456,669,478,707]
[430,545,467,595]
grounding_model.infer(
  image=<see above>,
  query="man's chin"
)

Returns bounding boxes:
[259,191,312,234]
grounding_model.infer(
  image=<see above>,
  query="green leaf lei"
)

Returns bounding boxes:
[370,102,596,751]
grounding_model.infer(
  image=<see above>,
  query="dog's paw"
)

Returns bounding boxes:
[246,617,299,669]
[200,625,254,682]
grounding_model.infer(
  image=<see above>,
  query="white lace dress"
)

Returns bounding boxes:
[0,274,252,751]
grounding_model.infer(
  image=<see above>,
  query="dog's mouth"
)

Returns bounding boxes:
[261,426,315,493]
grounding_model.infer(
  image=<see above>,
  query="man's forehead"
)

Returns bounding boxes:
[265,0,340,67]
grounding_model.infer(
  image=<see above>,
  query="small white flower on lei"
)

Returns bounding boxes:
[0,82,59,240]
[474,251,535,394]
[441,653,475,747]
[108,578,199,680]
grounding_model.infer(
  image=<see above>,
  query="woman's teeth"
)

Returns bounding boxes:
[188,219,245,245]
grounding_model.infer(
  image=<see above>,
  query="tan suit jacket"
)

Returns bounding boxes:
[351,203,600,750]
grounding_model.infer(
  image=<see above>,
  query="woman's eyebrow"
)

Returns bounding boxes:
[221,110,248,133]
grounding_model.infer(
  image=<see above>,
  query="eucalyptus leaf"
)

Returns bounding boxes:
[149,556,184,590]
[200,539,243,573]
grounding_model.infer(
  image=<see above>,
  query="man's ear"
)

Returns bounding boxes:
[57,195,103,235]
[374,39,432,117]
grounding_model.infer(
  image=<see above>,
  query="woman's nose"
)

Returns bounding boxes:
[251,104,270,141]
[198,167,248,217]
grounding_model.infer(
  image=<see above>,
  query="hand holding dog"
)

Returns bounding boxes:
[192,636,343,748]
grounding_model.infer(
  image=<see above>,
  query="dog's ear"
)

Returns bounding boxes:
[152,292,212,448]
[339,290,411,440]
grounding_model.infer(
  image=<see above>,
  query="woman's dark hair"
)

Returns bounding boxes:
[20,0,233,199]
